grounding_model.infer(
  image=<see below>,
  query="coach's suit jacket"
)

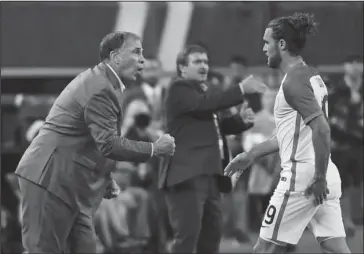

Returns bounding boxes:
[15,62,153,214]
[159,78,251,189]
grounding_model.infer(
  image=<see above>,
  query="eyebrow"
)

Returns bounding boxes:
[193,58,209,62]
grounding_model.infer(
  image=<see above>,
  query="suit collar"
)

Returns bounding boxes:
[98,62,125,92]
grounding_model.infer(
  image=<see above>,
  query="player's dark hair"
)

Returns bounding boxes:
[176,45,208,77]
[230,55,247,67]
[267,12,318,56]
[99,32,140,61]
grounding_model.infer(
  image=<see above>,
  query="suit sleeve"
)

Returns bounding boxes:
[283,75,323,125]
[168,80,244,115]
[220,114,252,135]
[84,88,152,162]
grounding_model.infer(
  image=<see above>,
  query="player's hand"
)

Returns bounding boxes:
[240,75,267,94]
[224,152,254,177]
[304,177,329,206]
[103,178,121,199]
[240,101,255,124]
[153,134,176,157]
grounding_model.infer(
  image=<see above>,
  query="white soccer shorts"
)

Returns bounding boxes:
[259,183,346,245]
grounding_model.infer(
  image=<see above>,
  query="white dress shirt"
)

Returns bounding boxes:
[105,63,126,92]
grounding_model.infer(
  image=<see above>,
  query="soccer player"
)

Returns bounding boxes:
[224,13,351,253]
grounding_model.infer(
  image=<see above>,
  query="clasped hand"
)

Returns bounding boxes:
[304,177,329,206]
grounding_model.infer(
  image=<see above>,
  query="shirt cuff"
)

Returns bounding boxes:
[238,82,245,95]
[151,143,154,157]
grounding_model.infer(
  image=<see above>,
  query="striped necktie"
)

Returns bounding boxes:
[199,82,225,160]
[213,113,225,160]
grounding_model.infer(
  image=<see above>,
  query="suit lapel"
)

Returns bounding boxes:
[98,62,121,91]
[97,62,124,108]
[97,63,124,133]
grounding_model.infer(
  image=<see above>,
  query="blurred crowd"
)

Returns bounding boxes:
[1,55,363,253]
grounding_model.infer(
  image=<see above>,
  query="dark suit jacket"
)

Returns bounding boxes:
[15,62,153,215]
[159,77,251,189]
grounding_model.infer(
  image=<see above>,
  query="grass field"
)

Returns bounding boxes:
[219,225,363,253]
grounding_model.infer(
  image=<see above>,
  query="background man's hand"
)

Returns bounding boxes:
[240,101,255,124]
[103,178,121,199]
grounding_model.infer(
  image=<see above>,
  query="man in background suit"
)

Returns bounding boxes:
[160,45,267,253]
[15,31,175,254]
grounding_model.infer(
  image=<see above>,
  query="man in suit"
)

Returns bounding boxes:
[15,31,175,254]
[160,45,267,253]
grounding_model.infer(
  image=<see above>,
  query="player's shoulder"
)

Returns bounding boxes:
[286,63,311,81]
[284,63,320,87]
[282,64,319,99]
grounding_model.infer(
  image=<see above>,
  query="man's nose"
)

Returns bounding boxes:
[140,55,145,64]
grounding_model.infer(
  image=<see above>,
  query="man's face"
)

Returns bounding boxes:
[344,60,363,79]
[180,52,209,82]
[263,28,282,69]
[114,37,145,81]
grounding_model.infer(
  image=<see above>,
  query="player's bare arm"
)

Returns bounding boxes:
[224,135,278,177]
[307,115,331,180]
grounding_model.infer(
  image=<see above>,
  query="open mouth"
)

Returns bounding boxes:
[136,67,143,73]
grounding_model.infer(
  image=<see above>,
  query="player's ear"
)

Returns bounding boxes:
[278,39,287,51]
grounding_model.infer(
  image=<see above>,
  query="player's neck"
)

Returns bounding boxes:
[280,55,305,74]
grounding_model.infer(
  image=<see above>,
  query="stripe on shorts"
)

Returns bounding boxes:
[272,113,301,241]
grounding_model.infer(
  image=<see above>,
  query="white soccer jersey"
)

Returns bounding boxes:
[274,62,341,192]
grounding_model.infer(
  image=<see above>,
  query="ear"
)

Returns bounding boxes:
[179,64,186,75]
[110,50,120,64]
[278,39,287,51]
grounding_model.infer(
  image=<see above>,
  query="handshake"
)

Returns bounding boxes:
[153,134,176,157]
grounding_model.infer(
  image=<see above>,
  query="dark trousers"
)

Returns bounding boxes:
[164,175,222,253]
[146,189,169,253]
[248,194,271,232]
[331,147,363,188]
[18,177,96,253]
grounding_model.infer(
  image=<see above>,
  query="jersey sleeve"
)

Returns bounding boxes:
[283,74,323,125]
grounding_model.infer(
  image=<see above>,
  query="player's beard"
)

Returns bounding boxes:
[268,54,282,69]
[268,47,282,69]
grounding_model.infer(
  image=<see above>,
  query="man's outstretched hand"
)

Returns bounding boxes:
[240,75,267,94]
